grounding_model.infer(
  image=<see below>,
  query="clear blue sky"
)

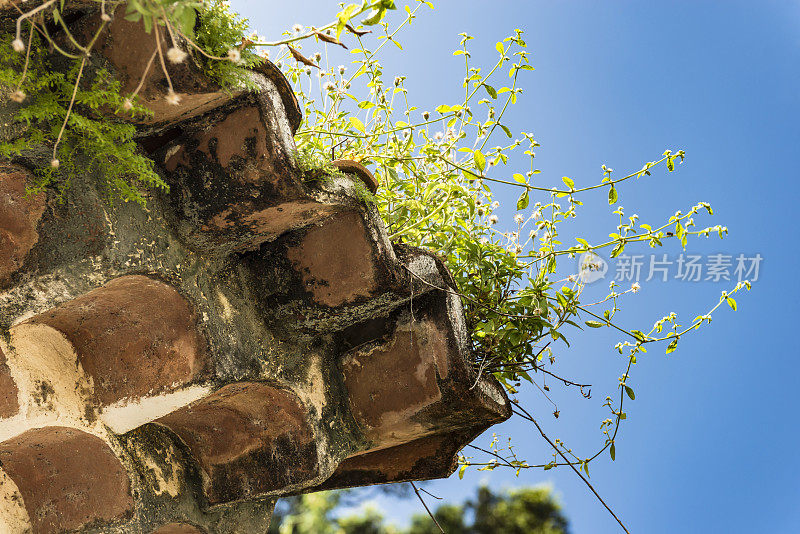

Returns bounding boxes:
[233,2,800,532]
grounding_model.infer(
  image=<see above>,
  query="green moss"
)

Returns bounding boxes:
[292,147,377,206]
[0,33,165,205]
[195,0,264,91]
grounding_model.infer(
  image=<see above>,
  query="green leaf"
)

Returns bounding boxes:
[483,83,497,99]
[666,338,678,354]
[562,176,574,189]
[474,150,486,173]
[630,330,646,342]
[458,464,467,479]
[513,173,526,184]
[625,386,635,400]
[349,117,366,133]
[495,42,504,55]
[585,320,605,328]
[499,124,513,138]
[608,186,618,205]
[726,296,737,311]
[516,190,529,210]
[610,443,616,461]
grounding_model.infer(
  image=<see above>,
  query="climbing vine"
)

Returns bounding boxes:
[266,4,750,531]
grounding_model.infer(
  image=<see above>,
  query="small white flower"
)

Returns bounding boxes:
[514,213,524,225]
[631,282,641,293]
[532,211,541,221]
[167,47,187,64]
[305,67,312,75]
[491,201,499,209]
[10,90,26,103]
[323,81,336,92]
[122,98,133,111]
[433,131,443,140]
[11,39,25,53]
[165,90,181,106]
[50,158,60,168]
[313,52,322,62]
[292,24,304,33]
[422,111,430,120]
[528,229,537,239]
[489,215,499,225]
[338,65,346,75]
[568,274,576,282]
[101,13,112,22]
[227,48,241,63]
[394,76,402,86]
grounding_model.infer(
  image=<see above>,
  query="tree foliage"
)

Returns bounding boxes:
[269,485,569,534]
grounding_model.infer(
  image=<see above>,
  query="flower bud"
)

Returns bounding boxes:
[167,47,187,64]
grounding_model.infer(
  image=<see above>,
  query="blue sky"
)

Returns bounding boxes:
[233,1,800,532]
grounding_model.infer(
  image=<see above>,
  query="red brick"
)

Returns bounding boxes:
[26,275,207,406]
[342,318,446,447]
[331,160,378,193]
[151,523,206,534]
[157,382,318,504]
[0,166,45,286]
[0,346,19,418]
[0,427,133,533]
[287,211,386,307]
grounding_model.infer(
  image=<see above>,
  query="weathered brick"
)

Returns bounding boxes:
[330,159,379,194]
[0,427,133,533]
[341,293,510,454]
[90,15,234,126]
[151,523,207,534]
[161,101,338,254]
[0,346,19,419]
[25,275,208,407]
[287,211,389,308]
[319,434,458,489]
[341,315,447,448]
[157,382,318,504]
[0,166,46,286]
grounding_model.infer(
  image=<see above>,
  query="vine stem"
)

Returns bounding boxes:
[512,404,631,534]
[130,47,159,99]
[53,56,86,162]
[173,27,228,61]
[15,0,56,42]
[14,22,34,91]
[249,1,383,47]
[410,482,445,533]
[153,23,174,94]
